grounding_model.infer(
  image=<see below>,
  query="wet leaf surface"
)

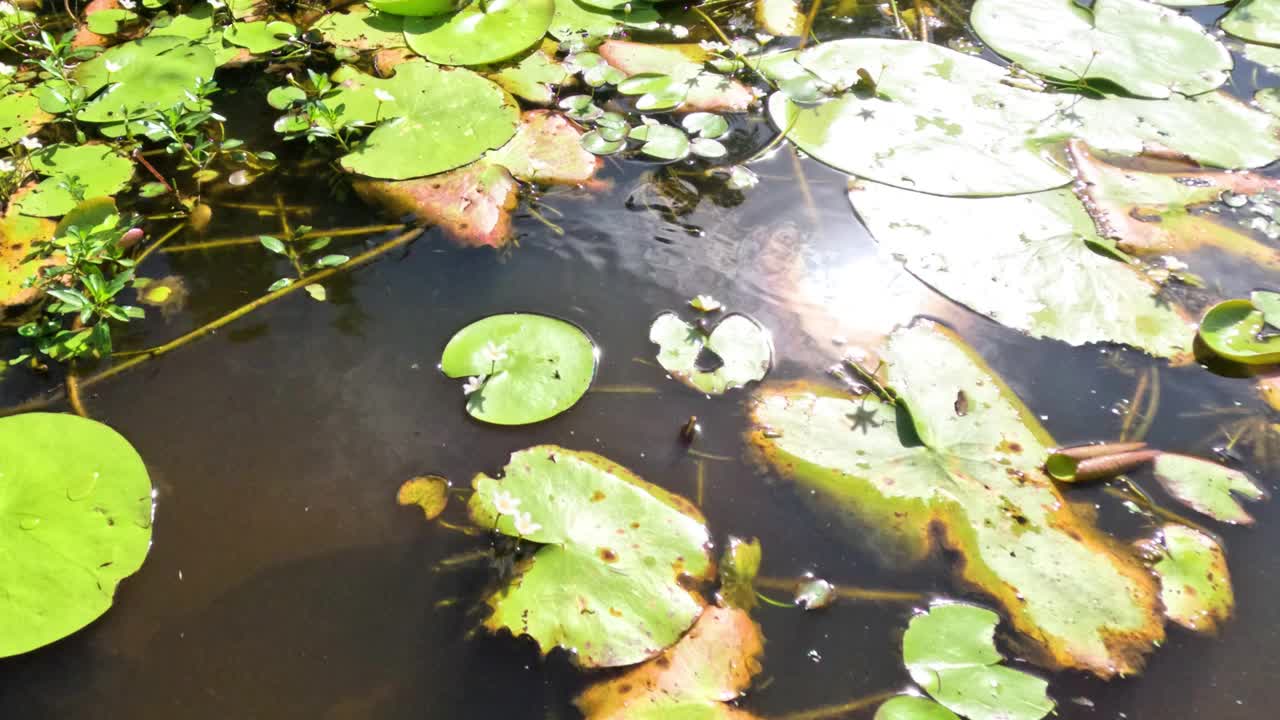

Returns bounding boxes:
[403,0,555,67]
[396,475,449,520]
[1142,524,1234,633]
[1153,453,1269,525]
[716,536,761,611]
[651,312,772,394]
[1198,298,1280,365]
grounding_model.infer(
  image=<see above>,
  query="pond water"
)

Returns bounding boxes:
[4,1,1280,719]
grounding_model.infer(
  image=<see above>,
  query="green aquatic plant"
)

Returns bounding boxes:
[258,224,348,294]
[403,0,555,66]
[1222,0,1280,44]
[1141,524,1234,633]
[11,143,134,218]
[1198,295,1280,365]
[1152,453,1269,525]
[651,312,773,394]
[716,536,761,610]
[0,412,153,658]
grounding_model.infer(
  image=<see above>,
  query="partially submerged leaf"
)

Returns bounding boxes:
[1198,298,1280,365]
[903,604,1054,720]
[575,605,763,719]
[1222,0,1280,45]
[13,144,135,218]
[1152,453,1268,525]
[1142,524,1234,633]
[353,162,518,247]
[469,446,713,667]
[441,313,597,425]
[875,696,962,720]
[403,0,555,66]
[0,211,56,307]
[651,312,773,394]
[717,537,761,611]
[489,44,570,104]
[0,413,154,658]
[748,321,1165,676]
[849,180,1194,358]
[599,41,754,113]
[397,475,449,520]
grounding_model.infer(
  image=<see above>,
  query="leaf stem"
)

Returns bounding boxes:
[755,576,925,603]
[162,224,407,253]
[776,689,901,720]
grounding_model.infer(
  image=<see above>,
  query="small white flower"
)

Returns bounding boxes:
[462,375,486,395]
[0,158,14,173]
[0,62,14,76]
[104,59,122,74]
[514,511,542,536]
[669,24,689,39]
[481,341,508,365]
[208,0,225,8]
[492,490,521,516]
[698,40,728,53]
[1162,255,1189,272]
[373,88,395,103]
[19,136,41,150]
[118,0,135,8]
[0,2,16,15]
[690,294,722,312]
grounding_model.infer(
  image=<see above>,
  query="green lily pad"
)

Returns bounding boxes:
[1252,290,1280,327]
[0,211,55,307]
[0,413,154,658]
[630,123,691,159]
[971,0,1230,99]
[748,321,1165,676]
[549,0,659,42]
[72,36,217,125]
[224,19,297,54]
[1198,298,1280,365]
[490,45,569,104]
[86,8,139,36]
[717,536,761,611]
[574,605,764,719]
[331,60,520,179]
[404,0,555,66]
[469,446,713,667]
[1152,453,1268,525]
[764,39,1280,196]
[1223,0,1280,44]
[368,0,464,16]
[312,4,408,50]
[849,180,1193,358]
[875,696,961,720]
[903,604,1054,720]
[650,312,773,394]
[440,313,597,425]
[1145,524,1234,633]
[13,144,135,218]
[149,6,244,66]
[487,110,601,184]
[0,91,51,148]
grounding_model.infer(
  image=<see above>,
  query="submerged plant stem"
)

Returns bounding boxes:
[162,224,407,253]
[755,576,924,603]
[790,148,820,226]
[590,384,660,394]
[800,0,824,49]
[134,223,185,265]
[65,369,87,418]
[776,689,900,720]
[696,458,706,506]
[1104,480,1212,536]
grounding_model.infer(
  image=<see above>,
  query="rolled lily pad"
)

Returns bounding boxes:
[717,536,761,610]
[0,211,55,307]
[223,20,298,54]
[575,605,764,719]
[1198,298,1280,365]
[13,144,135,218]
[441,313,597,425]
[850,180,1194,358]
[748,321,1165,676]
[0,92,52,148]
[903,604,1054,720]
[650,312,773,395]
[469,446,713,667]
[0,413,154,658]
[72,36,217,125]
[331,60,520,179]
[971,0,1230,99]
[404,0,555,66]
[1145,524,1234,633]
[875,696,962,720]
[1222,0,1280,44]
[1152,453,1268,525]
[368,0,463,16]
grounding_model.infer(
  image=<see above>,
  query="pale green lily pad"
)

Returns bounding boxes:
[86,8,138,36]
[903,604,1054,720]
[1198,298,1280,365]
[717,536,761,610]
[1243,40,1280,72]
[490,46,570,104]
[1152,453,1268,525]
[312,4,407,49]
[875,696,961,720]
[13,144,135,218]
[72,36,217,125]
[224,19,297,54]
[1146,524,1234,633]
[765,39,1280,196]
[971,0,1230,99]
[1223,0,1280,45]
[1254,290,1280,327]
[440,313,597,425]
[404,0,555,66]
[0,413,154,658]
[850,181,1193,358]
[748,321,1165,676]
[0,212,55,307]
[549,0,659,42]
[1259,88,1280,116]
[331,60,519,179]
[650,312,773,394]
[0,91,51,148]
[469,446,713,667]
[149,6,243,66]
[368,0,463,16]
[630,123,691,159]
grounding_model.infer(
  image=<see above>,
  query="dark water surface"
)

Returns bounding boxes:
[5,4,1280,719]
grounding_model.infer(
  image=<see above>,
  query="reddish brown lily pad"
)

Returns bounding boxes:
[489,110,601,185]
[353,163,517,248]
[598,40,753,113]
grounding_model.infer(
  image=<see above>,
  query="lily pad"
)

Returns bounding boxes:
[469,446,713,667]
[849,180,1194,358]
[971,0,1230,99]
[548,0,660,42]
[368,0,463,16]
[1152,453,1268,525]
[312,4,407,50]
[331,60,520,179]
[13,144,135,218]
[487,110,601,184]
[1198,298,1280,365]
[875,696,962,720]
[441,313,597,425]
[72,36,217,125]
[1222,0,1280,45]
[716,536,761,610]
[148,6,243,65]
[404,0,555,67]
[575,605,764,719]
[630,123,691,160]
[599,41,753,113]
[396,475,449,520]
[0,413,154,658]
[1253,290,1280,327]
[650,312,773,395]
[223,19,297,54]
[748,321,1165,676]
[903,604,1054,720]
[0,211,55,307]
[490,45,569,104]
[86,8,138,36]
[1142,524,1234,633]
[0,92,51,148]
[353,163,518,247]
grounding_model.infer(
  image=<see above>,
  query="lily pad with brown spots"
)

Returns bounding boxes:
[1140,524,1234,633]
[0,211,55,307]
